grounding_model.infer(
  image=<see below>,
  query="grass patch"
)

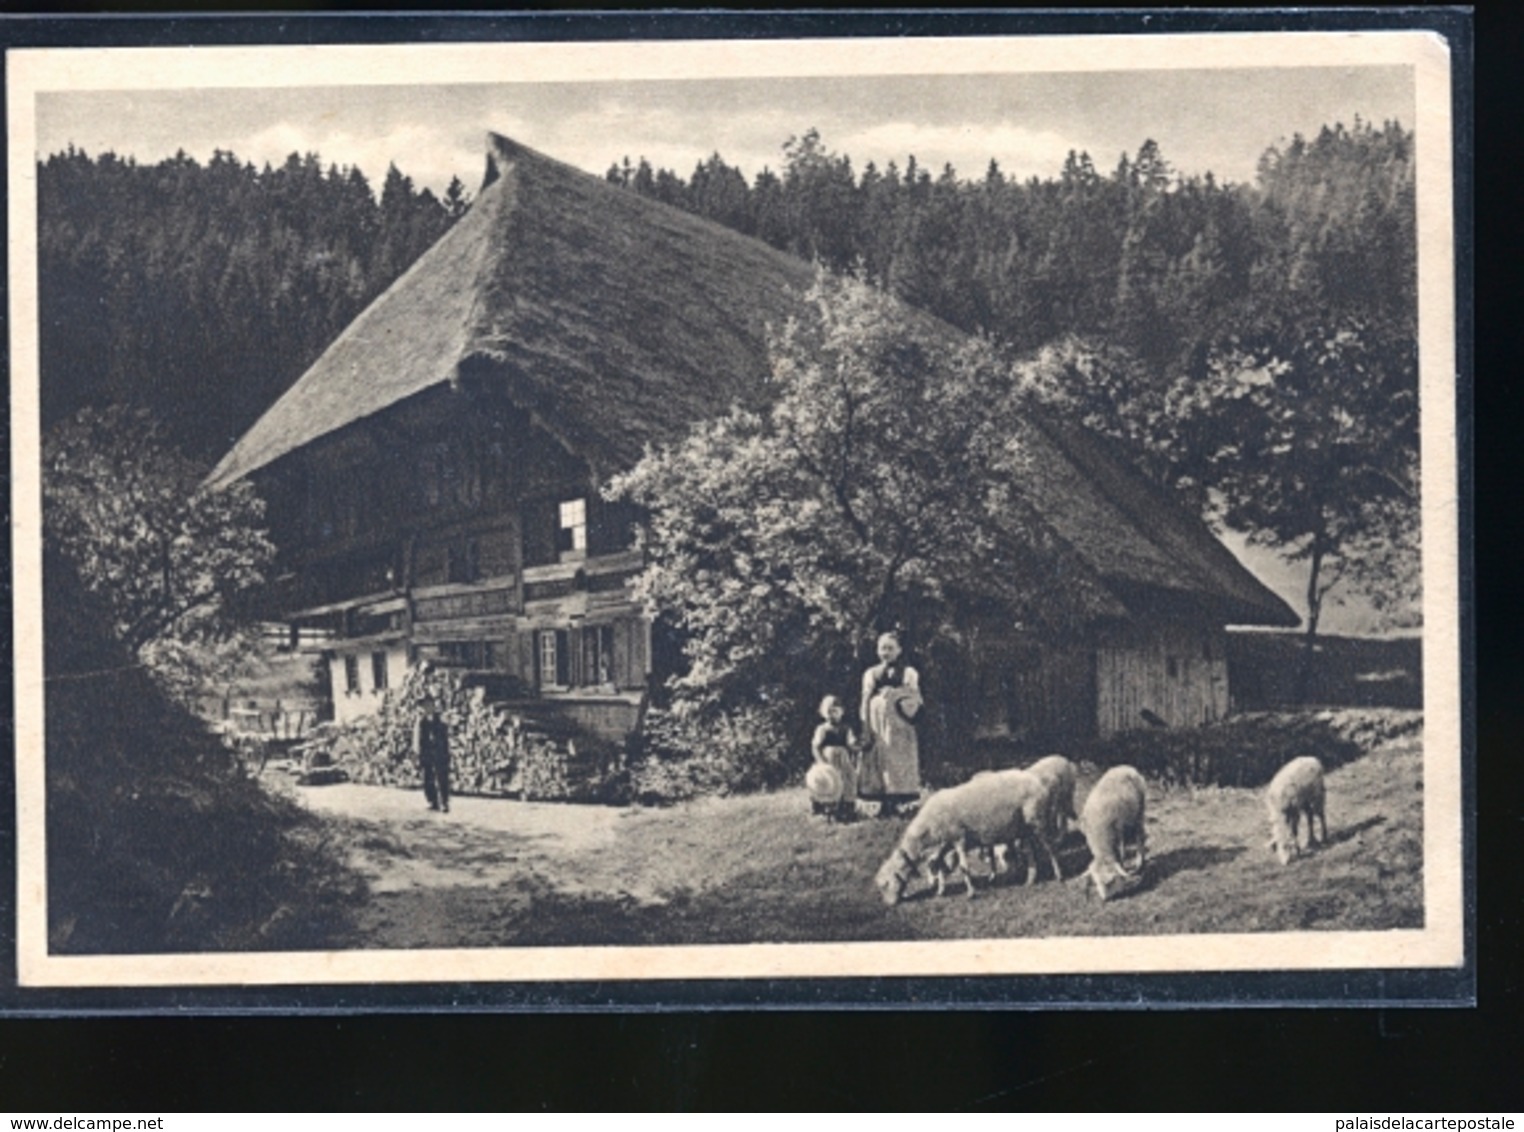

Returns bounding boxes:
[1228,631,1422,710]
[320,709,1424,949]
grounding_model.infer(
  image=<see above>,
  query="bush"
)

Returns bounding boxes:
[1079,708,1422,789]
[631,704,797,803]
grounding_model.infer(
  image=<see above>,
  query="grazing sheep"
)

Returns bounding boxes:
[874,771,1047,906]
[1265,756,1328,865]
[965,757,1076,881]
[1078,765,1148,901]
[1026,754,1079,841]
[975,759,1073,883]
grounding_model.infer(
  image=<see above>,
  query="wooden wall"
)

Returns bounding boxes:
[1094,618,1229,738]
[267,386,654,738]
[971,637,1096,747]
[970,617,1231,745]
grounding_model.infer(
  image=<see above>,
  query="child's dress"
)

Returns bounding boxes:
[810,721,859,809]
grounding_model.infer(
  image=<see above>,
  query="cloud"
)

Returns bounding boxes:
[508,99,786,181]
[232,120,484,196]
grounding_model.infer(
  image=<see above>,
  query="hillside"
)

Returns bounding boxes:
[44,549,362,954]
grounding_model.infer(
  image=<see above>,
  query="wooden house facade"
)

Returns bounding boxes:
[241,387,655,733]
[211,133,1296,748]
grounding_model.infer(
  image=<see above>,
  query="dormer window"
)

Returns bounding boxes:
[558,498,587,562]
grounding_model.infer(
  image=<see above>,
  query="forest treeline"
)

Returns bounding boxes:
[606,121,1414,386]
[38,147,472,461]
[38,118,1414,512]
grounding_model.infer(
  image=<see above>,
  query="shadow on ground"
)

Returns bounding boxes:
[1141,845,1248,888]
[1323,814,1387,848]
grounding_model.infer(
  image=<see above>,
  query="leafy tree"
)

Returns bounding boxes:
[1202,120,1417,654]
[43,406,276,695]
[1027,122,1419,663]
[1175,300,1419,663]
[610,273,1101,748]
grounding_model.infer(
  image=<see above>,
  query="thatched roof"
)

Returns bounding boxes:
[1022,414,1298,626]
[211,132,1295,628]
[209,133,820,486]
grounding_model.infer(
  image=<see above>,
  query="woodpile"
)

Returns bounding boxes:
[327,664,610,801]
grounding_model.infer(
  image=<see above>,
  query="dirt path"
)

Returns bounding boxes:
[284,778,849,949]
[280,730,1424,951]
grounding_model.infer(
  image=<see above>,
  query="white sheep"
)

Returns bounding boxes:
[975,757,1076,883]
[1078,765,1148,901]
[1026,753,1079,842]
[873,770,1047,906]
[1265,756,1328,865]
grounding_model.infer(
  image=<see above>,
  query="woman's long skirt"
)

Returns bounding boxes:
[859,687,921,798]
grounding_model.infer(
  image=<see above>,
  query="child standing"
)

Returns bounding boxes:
[809,695,860,820]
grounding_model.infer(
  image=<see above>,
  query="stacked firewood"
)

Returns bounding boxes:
[332,665,592,801]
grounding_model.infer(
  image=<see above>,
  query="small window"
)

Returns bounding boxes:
[439,641,486,668]
[1166,656,1179,679]
[422,443,447,508]
[371,651,388,691]
[537,629,570,689]
[344,655,361,695]
[558,498,587,560]
[539,630,558,688]
[582,624,616,689]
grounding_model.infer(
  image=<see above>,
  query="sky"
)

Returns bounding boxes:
[29,58,1421,635]
[36,66,1415,200]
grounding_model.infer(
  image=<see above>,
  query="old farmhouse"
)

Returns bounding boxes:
[210,133,1296,749]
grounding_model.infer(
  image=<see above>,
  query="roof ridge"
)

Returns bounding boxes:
[207,155,515,487]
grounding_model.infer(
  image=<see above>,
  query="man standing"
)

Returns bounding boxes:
[414,708,451,813]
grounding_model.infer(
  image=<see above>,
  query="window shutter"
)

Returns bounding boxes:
[515,630,536,687]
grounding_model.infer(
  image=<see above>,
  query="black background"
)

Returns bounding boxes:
[1,6,1513,1111]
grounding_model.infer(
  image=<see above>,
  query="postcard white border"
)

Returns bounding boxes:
[9,29,1462,989]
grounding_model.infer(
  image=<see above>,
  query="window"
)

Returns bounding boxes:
[439,641,486,668]
[344,655,361,695]
[537,629,570,689]
[422,440,483,512]
[422,442,448,509]
[1166,656,1179,679]
[582,624,616,689]
[371,651,388,691]
[558,498,587,561]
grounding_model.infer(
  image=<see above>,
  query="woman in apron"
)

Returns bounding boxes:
[857,631,923,816]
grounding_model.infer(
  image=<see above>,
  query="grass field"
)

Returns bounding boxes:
[313,716,1423,950]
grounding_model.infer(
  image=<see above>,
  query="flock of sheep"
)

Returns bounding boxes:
[872,753,1329,906]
